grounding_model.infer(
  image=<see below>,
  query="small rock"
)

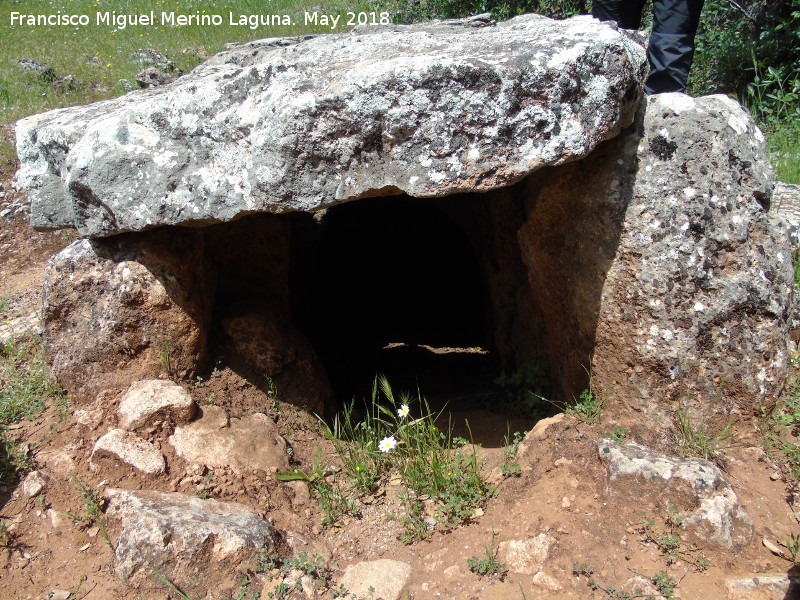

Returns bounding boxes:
[47,509,67,528]
[91,429,165,474]
[625,576,660,597]
[498,534,556,575]
[339,559,412,600]
[726,574,800,599]
[770,471,781,481]
[22,471,46,498]
[532,571,563,591]
[554,457,573,467]
[17,58,56,82]
[118,380,196,431]
[49,590,71,600]
[423,516,438,529]
[136,66,175,88]
[132,48,177,72]
[561,497,571,509]
[598,438,752,548]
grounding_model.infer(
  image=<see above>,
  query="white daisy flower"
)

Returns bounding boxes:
[378,436,397,453]
[398,404,410,418]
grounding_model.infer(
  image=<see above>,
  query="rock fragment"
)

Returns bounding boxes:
[91,429,165,474]
[168,406,289,474]
[105,488,277,594]
[598,438,752,548]
[117,379,195,431]
[339,559,412,600]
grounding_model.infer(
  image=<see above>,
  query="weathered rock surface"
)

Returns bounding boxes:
[339,559,412,600]
[220,304,332,416]
[41,229,213,402]
[726,574,800,599]
[598,438,752,548]
[21,471,46,498]
[0,312,41,344]
[16,14,646,237]
[135,66,175,88]
[168,406,289,474]
[91,428,165,474]
[519,93,793,414]
[105,488,277,594]
[497,533,556,575]
[117,379,196,430]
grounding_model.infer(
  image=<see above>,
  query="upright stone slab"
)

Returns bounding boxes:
[42,228,213,402]
[519,94,793,415]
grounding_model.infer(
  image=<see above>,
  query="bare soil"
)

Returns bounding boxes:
[1,175,799,600]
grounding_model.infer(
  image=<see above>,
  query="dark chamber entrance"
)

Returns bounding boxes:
[290,195,498,406]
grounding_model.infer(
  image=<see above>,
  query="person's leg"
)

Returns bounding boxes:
[591,0,648,30]
[646,0,705,94]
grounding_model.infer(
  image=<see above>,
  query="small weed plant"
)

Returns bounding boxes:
[637,506,711,570]
[68,474,111,547]
[573,562,682,599]
[321,376,494,542]
[603,426,629,443]
[565,385,605,424]
[501,429,523,477]
[1,335,66,422]
[467,530,507,579]
[674,408,738,465]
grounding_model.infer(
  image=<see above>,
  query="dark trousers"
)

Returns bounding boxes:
[591,0,705,94]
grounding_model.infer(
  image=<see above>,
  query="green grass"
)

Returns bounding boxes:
[0,0,386,125]
[321,376,494,541]
[0,335,66,483]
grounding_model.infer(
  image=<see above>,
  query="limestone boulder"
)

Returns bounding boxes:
[16,14,646,237]
[105,488,277,595]
[117,379,196,431]
[91,428,165,474]
[497,533,556,575]
[519,93,793,415]
[339,559,412,600]
[41,228,213,402]
[168,406,290,474]
[597,438,752,548]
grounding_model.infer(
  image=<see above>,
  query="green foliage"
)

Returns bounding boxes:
[0,335,66,423]
[638,507,710,570]
[565,384,605,424]
[0,427,35,485]
[467,530,507,579]
[674,408,737,465]
[784,532,800,565]
[763,352,800,486]
[651,571,677,599]
[493,361,551,418]
[69,474,111,547]
[603,425,628,443]
[149,563,196,600]
[501,429,523,477]
[322,376,494,540]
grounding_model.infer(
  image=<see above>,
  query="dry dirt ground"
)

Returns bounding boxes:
[1,170,800,600]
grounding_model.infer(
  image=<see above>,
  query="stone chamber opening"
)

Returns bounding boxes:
[202,178,598,444]
[290,195,497,407]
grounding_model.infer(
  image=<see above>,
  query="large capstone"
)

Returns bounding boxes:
[16,14,646,236]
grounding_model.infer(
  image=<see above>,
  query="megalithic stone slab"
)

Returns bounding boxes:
[15,14,647,237]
